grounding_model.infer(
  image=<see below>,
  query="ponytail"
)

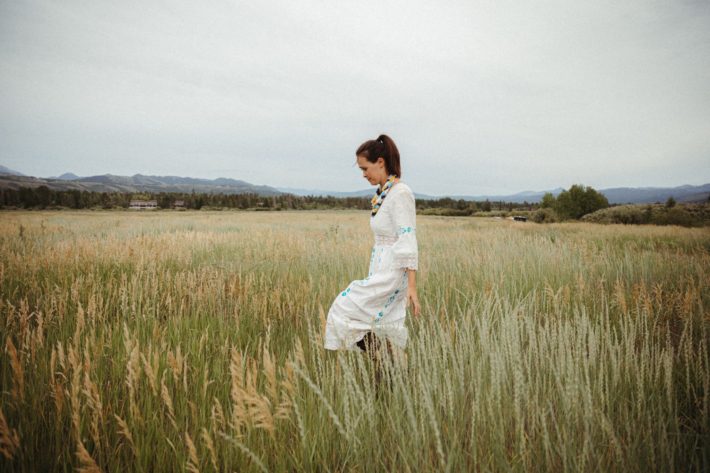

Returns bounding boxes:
[355,134,401,177]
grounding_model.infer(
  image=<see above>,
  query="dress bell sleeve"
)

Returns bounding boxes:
[391,187,418,271]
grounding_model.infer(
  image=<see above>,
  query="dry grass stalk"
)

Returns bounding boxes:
[125,342,141,422]
[32,311,44,359]
[114,414,136,457]
[160,374,178,431]
[5,337,24,402]
[141,351,158,396]
[0,407,20,460]
[243,391,274,435]
[217,431,269,473]
[75,438,102,473]
[51,375,64,418]
[167,347,183,383]
[275,361,296,420]
[200,427,219,471]
[18,298,31,350]
[82,368,103,450]
[184,431,200,473]
[73,301,85,343]
[262,347,278,404]
[229,348,246,434]
[211,397,226,432]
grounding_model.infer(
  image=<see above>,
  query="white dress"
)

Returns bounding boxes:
[324,182,418,351]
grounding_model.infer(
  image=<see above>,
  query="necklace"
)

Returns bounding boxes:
[371,174,397,217]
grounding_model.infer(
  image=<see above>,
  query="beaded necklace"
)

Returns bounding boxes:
[371,174,397,217]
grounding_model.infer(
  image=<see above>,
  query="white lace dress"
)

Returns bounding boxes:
[324,182,418,350]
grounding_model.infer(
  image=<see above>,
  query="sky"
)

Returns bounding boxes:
[1,0,709,196]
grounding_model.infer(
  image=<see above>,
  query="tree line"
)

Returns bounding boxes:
[0,185,528,212]
[0,184,615,219]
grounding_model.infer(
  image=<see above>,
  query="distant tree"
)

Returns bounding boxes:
[36,185,51,208]
[540,192,556,209]
[100,192,111,209]
[554,184,609,219]
[157,193,173,209]
[665,196,677,208]
[644,205,653,223]
[481,199,492,212]
[70,189,82,209]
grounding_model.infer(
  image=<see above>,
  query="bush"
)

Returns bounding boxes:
[531,208,560,223]
[419,207,474,217]
[581,203,708,227]
[581,205,649,225]
[654,207,694,227]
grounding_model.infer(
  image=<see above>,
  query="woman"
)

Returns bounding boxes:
[324,134,421,357]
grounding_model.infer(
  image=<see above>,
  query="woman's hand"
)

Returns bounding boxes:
[406,287,421,317]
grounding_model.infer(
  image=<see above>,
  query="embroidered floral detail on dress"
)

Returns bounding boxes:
[398,226,415,234]
[341,286,351,297]
[375,273,408,322]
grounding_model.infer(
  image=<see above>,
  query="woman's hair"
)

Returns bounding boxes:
[356,134,401,177]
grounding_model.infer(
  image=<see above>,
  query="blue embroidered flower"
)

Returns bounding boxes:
[398,226,415,234]
[341,287,352,297]
[376,280,407,322]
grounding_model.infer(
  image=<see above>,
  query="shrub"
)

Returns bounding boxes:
[655,207,694,227]
[531,208,560,223]
[582,203,708,227]
[419,207,474,217]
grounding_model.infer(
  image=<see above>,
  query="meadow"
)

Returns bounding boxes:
[0,210,708,472]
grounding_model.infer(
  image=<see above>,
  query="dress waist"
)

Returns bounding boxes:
[374,234,398,246]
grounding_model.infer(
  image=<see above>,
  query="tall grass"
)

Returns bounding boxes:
[0,210,708,471]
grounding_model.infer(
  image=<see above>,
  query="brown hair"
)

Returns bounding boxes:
[355,134,401,177]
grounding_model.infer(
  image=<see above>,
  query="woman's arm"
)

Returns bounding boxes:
[406,269,421,317]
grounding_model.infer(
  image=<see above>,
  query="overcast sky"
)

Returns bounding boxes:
[1,0,709,196]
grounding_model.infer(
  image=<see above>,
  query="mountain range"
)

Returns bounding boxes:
[0,165,708,204]
[0,169,282,196]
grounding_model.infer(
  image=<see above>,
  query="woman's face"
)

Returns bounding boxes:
[357,155,387,186]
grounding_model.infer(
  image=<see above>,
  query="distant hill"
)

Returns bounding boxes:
[443,188,567,203]
[50,172,81,180]
[0,172,282,196]
[1,166,707,203]
[276,187,567,201]
[280,184,709,204]
[443,185,709,204]
[0,165,25,176]
[276,186,438,199]
[599,184,710,204]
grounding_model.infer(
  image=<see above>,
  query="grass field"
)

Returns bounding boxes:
[1,210,708,472]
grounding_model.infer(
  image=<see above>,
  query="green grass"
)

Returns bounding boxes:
[0,210,708,472]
